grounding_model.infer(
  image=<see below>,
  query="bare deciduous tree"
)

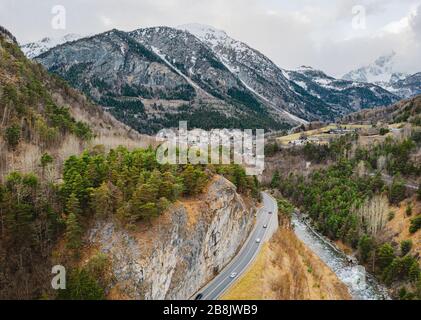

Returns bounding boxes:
[354,195,389,238]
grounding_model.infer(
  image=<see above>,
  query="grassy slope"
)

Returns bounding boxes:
[222,227,351,300]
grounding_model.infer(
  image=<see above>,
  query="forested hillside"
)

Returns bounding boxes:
[0,28,260,299]
[0,28,149,299]
[342,95,421,126]
[0,30,154,180]
[270,113,421,299]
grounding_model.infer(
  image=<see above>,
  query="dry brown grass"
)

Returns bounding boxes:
[385,197,421,258]
[222,227,351,300]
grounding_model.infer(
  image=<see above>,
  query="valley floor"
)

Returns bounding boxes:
[221,226,351,300]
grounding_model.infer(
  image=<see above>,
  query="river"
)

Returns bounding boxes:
[292,213,390,300]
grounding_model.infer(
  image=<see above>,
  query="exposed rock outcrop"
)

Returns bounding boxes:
[88,175,255,299]
[0,26,17,44]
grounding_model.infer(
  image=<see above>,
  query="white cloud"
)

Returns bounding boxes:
[382,17,410,34]
[0,0,420,77]
[100,15,113,27]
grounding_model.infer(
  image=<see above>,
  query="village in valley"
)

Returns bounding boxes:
[275,122,406,148]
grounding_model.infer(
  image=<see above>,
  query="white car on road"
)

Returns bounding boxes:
[230,272,237,278]
[256,238,261,243]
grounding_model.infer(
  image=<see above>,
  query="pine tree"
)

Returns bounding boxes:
[377,243,395,270]
[389,176,406,205]
[406,203,413,217]
[181,165,207,196]
[271,170,280,189]
[5,124,21,150]
[40,153,53,169]
[401,240,413,256]
[65,212,82,250]
[231,165,247,193]
[91,182,117,218]
[160,171,182,201]
[358,235,373,263]
[66,193,81,216]
[409,262,420,283]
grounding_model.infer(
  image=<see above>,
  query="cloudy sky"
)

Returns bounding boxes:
[1,0,421,77]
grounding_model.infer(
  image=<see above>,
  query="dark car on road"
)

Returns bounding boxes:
[195,293,203,300]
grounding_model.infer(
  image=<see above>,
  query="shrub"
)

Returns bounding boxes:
[358,235,373,263]
[5,124,21,149]
[57,268,104,300]
[74,122,93,140]
[409,262,421,283]
[400,240,413,256]
[277,197,294,218]
[409,215,421,234]
[65,212,82,250]
[406,204,413,217]
[40,153,53,168]
[379,128,390,136]
[389,177,406,205]
[271,170,280,189]
[377,243,396,270]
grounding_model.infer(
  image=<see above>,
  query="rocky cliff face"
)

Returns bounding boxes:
[87,176,255,299]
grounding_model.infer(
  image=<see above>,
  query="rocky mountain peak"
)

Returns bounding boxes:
[21,33,82,58]
[342,51,405,84]
[178,23,228,44]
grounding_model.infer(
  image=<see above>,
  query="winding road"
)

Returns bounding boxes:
[194,192,278,300]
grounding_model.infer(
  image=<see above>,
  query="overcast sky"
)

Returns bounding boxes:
[1,0,421,77]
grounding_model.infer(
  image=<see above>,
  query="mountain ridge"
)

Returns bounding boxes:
[21,33,83,59]
[343,52,421,99]
[29,24,402,133]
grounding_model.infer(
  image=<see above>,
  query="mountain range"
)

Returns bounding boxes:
[21,24,409,134]
[342,51,421,99]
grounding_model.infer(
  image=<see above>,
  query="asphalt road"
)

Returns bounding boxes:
[194,192,278,300]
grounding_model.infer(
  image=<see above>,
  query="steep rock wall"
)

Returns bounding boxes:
[87,175,255,299]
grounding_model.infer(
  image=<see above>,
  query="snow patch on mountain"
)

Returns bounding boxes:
[21,34,83,58]
[179,23,317,123]
[342,52,408,85]
[343,52,421,98]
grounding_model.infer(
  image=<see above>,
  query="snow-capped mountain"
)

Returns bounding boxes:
[385,72,421,98]
[21,34,82,58]
[35,28,292,134]
[178,23,325,122]
[288,66,399,114]
[342,52,407,84]
[31,24,402,134]
[181,23,398,119]
[342,52,421,99]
